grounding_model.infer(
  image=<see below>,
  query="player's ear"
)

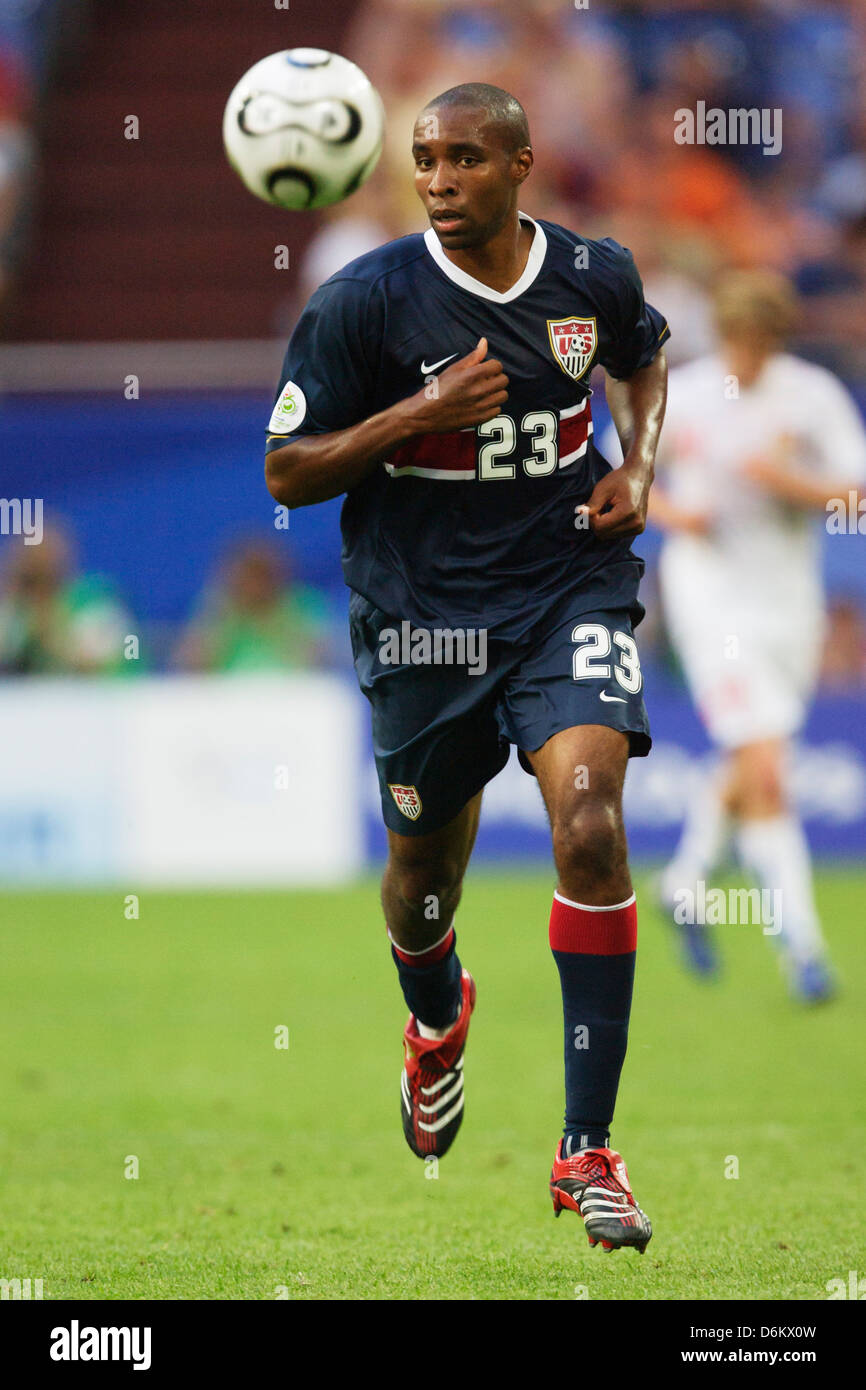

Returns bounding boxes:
[512,146,534,185]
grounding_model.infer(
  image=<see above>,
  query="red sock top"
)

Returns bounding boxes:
[549,892,637,955]
[390,924,455,967]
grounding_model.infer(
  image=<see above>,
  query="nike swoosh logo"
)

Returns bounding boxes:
[599,691,627,703]
[421,354,458,374]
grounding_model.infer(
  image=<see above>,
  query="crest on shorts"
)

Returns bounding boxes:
[389,783,422,820]
[547,316,597,381]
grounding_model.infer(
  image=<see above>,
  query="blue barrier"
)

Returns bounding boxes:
[361,677,866,861]
[3,391,864,861]
[4,390,865,625]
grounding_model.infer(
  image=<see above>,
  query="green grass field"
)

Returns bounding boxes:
[1,869,863,1301]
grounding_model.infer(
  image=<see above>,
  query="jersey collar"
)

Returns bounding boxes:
[423,212,547,304]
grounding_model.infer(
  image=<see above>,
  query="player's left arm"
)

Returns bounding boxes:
[742,415,864,514]
[583,348,668,538]
[742,368,866,509]
[582,241,670,538]
[741,446,861,508]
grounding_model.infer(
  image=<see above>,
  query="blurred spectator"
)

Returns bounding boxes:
[175,539,333,674]
[0,0,90,325]
[0,523,136,674]
[795,214,866,380]
[336,0,866,389]
[0,8,34,313]
[290,182,406,329]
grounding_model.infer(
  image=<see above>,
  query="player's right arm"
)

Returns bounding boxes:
[265,335,507,510]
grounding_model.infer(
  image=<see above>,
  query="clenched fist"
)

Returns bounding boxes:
[406,338,509,433]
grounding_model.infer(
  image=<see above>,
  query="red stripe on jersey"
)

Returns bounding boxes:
[385,398,593,477]
[386,430,475,475]
[559,400,592,460]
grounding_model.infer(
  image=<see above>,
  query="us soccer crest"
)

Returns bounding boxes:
[389,783,422,820]
[547,316,597,381]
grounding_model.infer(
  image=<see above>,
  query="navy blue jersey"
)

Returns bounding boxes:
[265,214,669,641]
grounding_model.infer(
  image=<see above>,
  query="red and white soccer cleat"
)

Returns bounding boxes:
[549,1142,652,1253]
[400,970,476,1158]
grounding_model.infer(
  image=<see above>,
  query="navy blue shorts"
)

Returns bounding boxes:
[349,583,651,837]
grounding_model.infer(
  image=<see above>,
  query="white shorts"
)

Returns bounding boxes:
[659,541,824,749]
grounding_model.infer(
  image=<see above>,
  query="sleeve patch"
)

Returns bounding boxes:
[268,381,307,434]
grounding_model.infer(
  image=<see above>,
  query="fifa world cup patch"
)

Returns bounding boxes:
[268,380,307,434]
[389,783,422,820]
[547,316,597,381]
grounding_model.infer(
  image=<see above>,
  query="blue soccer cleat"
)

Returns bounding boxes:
[679,919,720,978]
[655,875,720,979]
[792,957,837,1004]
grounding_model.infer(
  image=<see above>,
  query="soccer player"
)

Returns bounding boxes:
[653,271,866,999]
[265,84,669,1252]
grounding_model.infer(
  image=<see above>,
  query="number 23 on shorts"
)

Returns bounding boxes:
[571,622,642,695]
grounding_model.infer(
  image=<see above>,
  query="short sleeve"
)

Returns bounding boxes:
[596,239,670,381]
[265,276,381,454]
[808,370,866,483]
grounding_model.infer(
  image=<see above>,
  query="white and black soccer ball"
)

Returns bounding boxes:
[222,48,385,210]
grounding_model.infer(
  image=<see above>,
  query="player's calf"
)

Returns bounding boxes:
[381,854,465,954]
[382,801,481,1157]
[528,728,648,1240]
[382,843,467,1030]
[381,794,481,951]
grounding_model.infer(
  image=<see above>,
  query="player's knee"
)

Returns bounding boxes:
[743,773,785,817]
[551,798,624,884]
[386,852,464,917]
[737,746,787,816]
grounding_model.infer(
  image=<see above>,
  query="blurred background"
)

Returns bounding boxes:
[0,0,864,884]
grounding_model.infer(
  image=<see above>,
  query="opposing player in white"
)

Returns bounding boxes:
[652,272,866,998]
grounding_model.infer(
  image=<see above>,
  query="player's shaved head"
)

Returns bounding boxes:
[422,83,531,154]
[413,83,534,252]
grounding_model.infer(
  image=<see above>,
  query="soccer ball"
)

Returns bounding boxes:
[222,48,385,211]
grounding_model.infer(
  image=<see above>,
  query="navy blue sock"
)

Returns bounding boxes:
[391,925,462,1029]
[549,892,637,1151]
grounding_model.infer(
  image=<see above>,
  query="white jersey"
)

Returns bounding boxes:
[658,350,866,612]
[657,351,866,745]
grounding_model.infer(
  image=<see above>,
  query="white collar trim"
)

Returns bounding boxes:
[423,212,547,304]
